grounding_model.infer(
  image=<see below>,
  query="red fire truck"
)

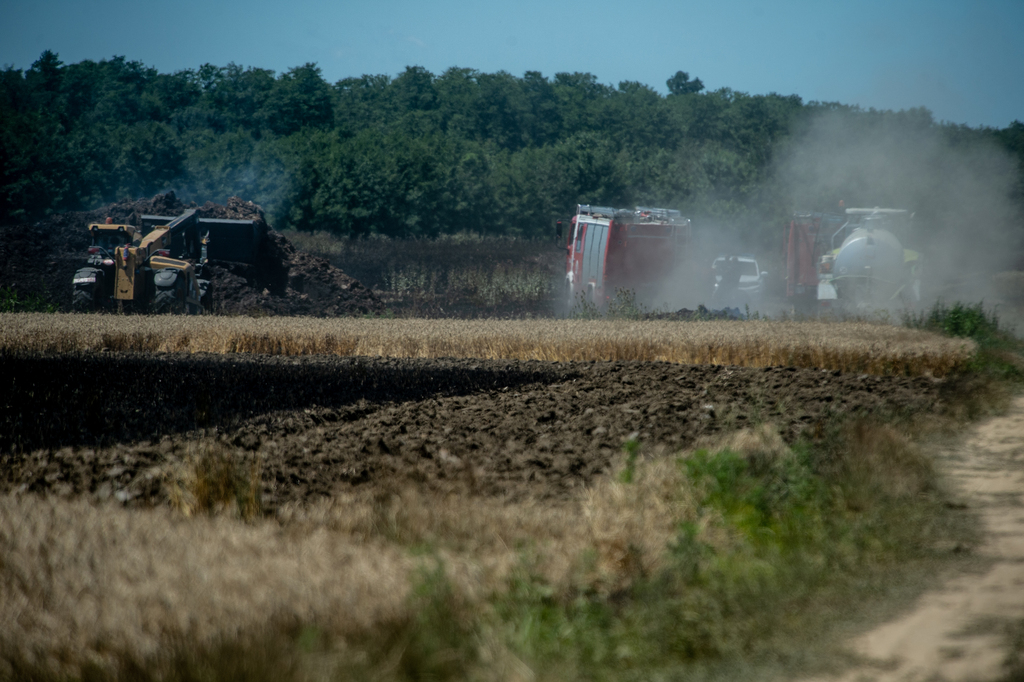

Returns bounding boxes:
[784,211,844,312]
[558,204,690,310]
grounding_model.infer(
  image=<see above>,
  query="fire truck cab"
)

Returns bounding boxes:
[560,204,690,310]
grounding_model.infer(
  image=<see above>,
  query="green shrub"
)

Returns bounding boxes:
[481,424,962,679]
[0,286,57,313]
[905,301,1022,380]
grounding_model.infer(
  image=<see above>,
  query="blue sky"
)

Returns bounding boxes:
[4,0,1022,128]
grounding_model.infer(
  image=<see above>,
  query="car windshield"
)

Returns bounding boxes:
[714,259,758,276]
[93,233,130,251]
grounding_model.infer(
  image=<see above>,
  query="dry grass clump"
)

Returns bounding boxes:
[832,420,936,506]
[0,313,976,376]
[0,493,415,678]
[164,440,263,519]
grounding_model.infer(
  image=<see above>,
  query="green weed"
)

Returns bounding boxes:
[1,286,57,313]
[905,300,1023,380]
[481,423,965,679]
[606,288,651,320]
[619,436,641,483]
[904,300,1003,342]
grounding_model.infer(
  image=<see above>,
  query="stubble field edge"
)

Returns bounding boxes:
[0,313,976,377]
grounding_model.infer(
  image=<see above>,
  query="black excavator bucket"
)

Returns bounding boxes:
[200,218,266,264]
[140,213,266,265]
[140,211,201,261]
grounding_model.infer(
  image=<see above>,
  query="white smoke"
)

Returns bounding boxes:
[772,109,1023,287]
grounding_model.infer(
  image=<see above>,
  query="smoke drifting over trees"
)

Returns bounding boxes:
[2,50,1022,263]
[773,107,1024,297]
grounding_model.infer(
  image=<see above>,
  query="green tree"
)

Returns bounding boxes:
[1,50,1021,256]
[259,63,333,136]
[667,70,704,96]
[334,73,393,136]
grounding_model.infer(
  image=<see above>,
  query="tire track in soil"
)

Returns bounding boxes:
[808,394,1024,682]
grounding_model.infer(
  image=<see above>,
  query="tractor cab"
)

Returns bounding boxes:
[87,223,140,256]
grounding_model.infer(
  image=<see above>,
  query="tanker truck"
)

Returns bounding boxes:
[815,208,921,311]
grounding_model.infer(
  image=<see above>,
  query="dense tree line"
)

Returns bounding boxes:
[2,51,1022,247]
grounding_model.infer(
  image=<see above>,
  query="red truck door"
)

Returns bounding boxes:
[571,222,586,287]
[580,221,609,300]
[787,217,820,297]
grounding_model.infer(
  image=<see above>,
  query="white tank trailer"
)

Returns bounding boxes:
[817,208,921,310]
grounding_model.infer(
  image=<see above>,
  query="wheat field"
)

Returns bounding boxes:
[0,427,775,677]
[0,313,976,376]
[0,311,982,678]
[1,419,945,680]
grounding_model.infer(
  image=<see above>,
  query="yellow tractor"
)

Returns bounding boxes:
[72,210,210,313]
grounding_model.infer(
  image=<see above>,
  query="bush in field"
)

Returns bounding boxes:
[285,230,563,317]
[905,301,1002,341]
[604,288,650,320]
[905,301,1022,380]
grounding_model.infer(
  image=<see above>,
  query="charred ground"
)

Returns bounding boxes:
[1,351,943,510]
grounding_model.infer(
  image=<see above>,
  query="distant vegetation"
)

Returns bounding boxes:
[2,52,1023,251]
[286,230,561,317]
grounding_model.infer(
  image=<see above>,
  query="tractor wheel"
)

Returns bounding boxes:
[151,288,185,314]
[199,280,213,313]
[72,272,102,311]
[150,290,174,314]
[72,287,95,312]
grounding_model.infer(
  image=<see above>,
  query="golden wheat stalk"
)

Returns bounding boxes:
[0,313,976,376]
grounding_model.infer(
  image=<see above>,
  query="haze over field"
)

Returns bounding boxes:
[773,109,1023,301]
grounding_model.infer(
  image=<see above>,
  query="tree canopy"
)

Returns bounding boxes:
[1,52,1021,250]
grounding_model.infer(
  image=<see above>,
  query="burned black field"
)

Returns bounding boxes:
[2,350,943,509]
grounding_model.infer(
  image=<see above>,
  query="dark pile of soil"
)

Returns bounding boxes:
[648,305,745,321]
[1,351,943,509]
[207,230,382,317]
[0,193,382,316]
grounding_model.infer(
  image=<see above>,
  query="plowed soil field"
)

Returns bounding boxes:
[1,350,944,511]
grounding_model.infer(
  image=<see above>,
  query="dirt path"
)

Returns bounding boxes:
[813,395,1024,682]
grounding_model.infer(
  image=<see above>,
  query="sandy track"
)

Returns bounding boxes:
[811,394,1024,682]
